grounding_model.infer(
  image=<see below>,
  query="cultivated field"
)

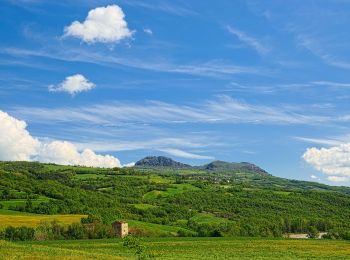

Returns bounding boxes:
[0,209,85,228]
[1,237,350,259]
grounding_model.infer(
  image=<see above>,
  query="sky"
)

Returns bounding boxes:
[1,0,350,186]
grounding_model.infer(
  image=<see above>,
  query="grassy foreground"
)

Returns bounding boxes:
[1,237,350,259]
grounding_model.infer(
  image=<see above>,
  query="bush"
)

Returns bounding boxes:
[4,226,35,241]
[177,229,197,237]
[66,223,88,240]
[81,214,101,224]
[307,226,319,239]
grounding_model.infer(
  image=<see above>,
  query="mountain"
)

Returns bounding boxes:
[199,161,270,176]
[135,156,191,168]
[135,156,270,176]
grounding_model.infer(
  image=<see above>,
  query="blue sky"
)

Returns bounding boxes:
[2,0,350,185]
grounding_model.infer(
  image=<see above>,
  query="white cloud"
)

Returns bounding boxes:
[159,148,214,160]
[303,143,350,181]
[49,74,95,95]
[143,28,153,35]
[312,81,350,88]
[36,141,120,168]
[0,110,121,168]
[294,136,342,146]
[327,176,349,182]
[123,162,135,167]
[227,26,269,55]
[12,96,331,126]
[0,110,39,161]
[64,5,134,44]
[310,175,318,179]
[2,47,266,78]
[297,34,350,70]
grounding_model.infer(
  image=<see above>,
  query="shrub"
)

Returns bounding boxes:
[4,226,35,241]
[81,214,101,224]
[66,223,87,240]
[307,226,319,239]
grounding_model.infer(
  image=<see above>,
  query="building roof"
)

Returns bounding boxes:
[113,221,127,224]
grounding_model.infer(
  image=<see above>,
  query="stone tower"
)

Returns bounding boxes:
[112,221,128,238]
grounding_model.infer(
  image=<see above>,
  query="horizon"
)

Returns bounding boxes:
[1,0,350,186]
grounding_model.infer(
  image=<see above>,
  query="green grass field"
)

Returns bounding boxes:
[128,220,193,236]
[0,196,51,209]
[1,237,350,259]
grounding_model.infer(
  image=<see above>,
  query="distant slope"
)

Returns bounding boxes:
[135,156,191,168]
[135,156,270,176]
[199,160,270,176]
[133,157,350,195]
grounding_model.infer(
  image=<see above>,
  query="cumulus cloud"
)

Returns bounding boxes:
[0,110,39,161]
[64,5,134,43]
[303,143,350,182]
[123,162,135,167]
[327,176,349,182]
[36,141,120,168]
[49,74,95,95]
[0,110,121,168]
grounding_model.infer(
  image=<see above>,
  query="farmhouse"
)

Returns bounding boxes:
[112,221,128,238]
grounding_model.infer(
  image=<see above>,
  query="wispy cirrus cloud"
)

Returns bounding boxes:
[311,81,350,88]
[143,28,153,36]
[294,136,342,146]
[1,47,267,78]
[73,137,211,153]
[10,96,334,126]
[118,0,197,16]
[227,25,269,55]
[159,148,214,160]
[297,34,350,70]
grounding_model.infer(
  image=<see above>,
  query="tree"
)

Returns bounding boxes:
[308,226,319,239]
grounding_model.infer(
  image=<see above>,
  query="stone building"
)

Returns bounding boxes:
[112,221,128,238]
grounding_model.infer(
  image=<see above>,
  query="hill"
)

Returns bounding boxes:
[135,156,191,168]
[135,156,270,176]
[0,160,350,240]
[198,160,270,176]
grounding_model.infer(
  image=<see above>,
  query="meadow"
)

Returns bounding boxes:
[1,237,350,259]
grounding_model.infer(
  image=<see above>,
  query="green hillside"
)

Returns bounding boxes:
[1,160,350,239]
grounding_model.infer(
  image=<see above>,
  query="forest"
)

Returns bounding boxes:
[1,160,350,241]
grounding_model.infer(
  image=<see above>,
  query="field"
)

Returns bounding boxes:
[0,209,85,228]
[127,220,194,236]
[1,237,350,259]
